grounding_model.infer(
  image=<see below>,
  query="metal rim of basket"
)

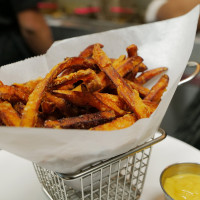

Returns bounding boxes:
[178,61,200,86]
[57,128,166,180]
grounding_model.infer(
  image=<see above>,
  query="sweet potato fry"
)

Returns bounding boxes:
[13,102,25,116]
[41,100,56,114]
[93,44,150,119]
[143,100,159,115]
[90,113,137,131]
[53,69,96,86]
[0,101,21,126]
[114,56,143,77]
[94,93,129,111]
[42,92,70,116]
[53,90,125,115]
[44,110,116,129]
[144,74,169,103]
[0,85,29,103]
[125,79,150,97]
[78,56,143,93]
[92,92,126,115]
[0,81,3,86]
[60,58,99,77]
[79,43,104,58]
[138,62,148,72]
[124,62,148,81]
[126,44,138,57]
[134,67,168,85]
[20,57,82,127]
[13,77,42,94]
[53,68,102,92]
[112,55,126,67]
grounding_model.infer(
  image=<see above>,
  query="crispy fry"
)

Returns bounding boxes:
[42,92,70,116]
[53,68,102,92]
[94,93,129,111]
[79,43,104,58]
[13,77,42,94]
[53,90,125,115]
[90,113,137,131]
[143,100,159,114]
[125,79,150,97]
[44,110,116,129]
[0,101,21,126]
[20,57,82,127]
[144,74,169,103]
[13,102,25,116]
[126,44,138,57]
[138,62,148,72]
[134,67,168,85]
[112,55,126,67]
[53,69,97,86]
[92,92,126,115]
[41,100,55,114]
[60,58,99,78]
[0,81,3,86]
[93,44,150,119]
[114,56,143,77]
[0,85,29,103]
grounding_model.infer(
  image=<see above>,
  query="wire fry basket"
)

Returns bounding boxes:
[33,128,166,200]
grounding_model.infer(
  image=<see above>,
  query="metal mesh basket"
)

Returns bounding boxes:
[33,128,166,200]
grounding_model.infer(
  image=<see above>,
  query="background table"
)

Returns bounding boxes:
[0,135,200,200]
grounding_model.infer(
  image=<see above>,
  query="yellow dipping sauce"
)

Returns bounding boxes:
[164,173,200,200]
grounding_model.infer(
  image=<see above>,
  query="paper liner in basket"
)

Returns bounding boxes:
[0,6,199,173]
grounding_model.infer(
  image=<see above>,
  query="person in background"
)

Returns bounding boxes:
[145,0,200,150]
[0,0,53,66]
[145,0,200,29]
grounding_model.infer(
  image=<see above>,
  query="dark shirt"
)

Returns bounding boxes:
[0,0,39,66]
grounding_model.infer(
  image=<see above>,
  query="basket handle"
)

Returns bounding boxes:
[178,61,200,86]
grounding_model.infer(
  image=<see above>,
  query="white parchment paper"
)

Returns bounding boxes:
[0,6,199,173]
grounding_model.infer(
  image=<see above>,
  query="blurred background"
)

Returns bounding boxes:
[37,0,151,40]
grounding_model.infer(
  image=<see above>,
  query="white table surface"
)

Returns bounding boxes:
[0,135,200,200]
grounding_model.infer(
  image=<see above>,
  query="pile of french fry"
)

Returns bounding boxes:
[0,44,169,130]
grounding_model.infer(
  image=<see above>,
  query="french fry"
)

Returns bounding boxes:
[0,81,3,86]
[125,79,150,97]
[13,77,42,94]
[92,92,126,115]
[44,110,116,129]
[53,90,125,115]
[134,67,168,85]
[112,55,126,66]
[53,69,97,86]
[13,102,25,116]
[90,113,137,131]
[126,44,138,57]
[53,69,102,92]
[93,44,150,119]
[144,74,169,103]
[143,100,159,115]
[0,85,29,103]
[0,101,21,126]
[20,57,78,127]
[114,56,143,77]
[42,92,70,116]
[79,43,104,58]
